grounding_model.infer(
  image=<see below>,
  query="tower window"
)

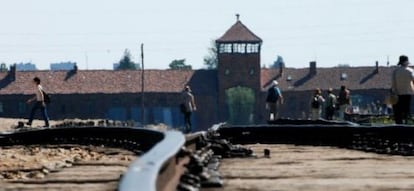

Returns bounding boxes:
[219,44,232,53]
[246,44,259,53]
[233,43,246,53]
[225,69,230,75]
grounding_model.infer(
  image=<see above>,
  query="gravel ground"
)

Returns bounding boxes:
[203,144,414,191]
[0,145,136,181]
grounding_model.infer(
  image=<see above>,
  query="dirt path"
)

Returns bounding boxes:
[0,145,137,191]
[204,144,414,191]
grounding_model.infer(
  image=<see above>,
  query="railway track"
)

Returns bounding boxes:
[0,127,177,191]
[217,119,414,156]
[0,125,229,191]
[5,120,414,191]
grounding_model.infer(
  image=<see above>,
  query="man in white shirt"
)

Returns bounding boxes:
[26,77,50,127]
[392,55,414,124]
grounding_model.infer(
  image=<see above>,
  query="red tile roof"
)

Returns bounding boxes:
[0,70,217,95]
[216,21,262,43]
[261,66,394,91]
[0,66,395,95]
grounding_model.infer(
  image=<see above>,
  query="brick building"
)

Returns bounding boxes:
[0,18,403,130]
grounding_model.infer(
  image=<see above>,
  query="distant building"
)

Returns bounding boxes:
[50,62,76,71]
[15,63,37,71]
[0,17,406,130]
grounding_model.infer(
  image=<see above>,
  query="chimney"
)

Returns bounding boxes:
[8,64,16,81]
[309,61,317,75]
[375,61,379,74]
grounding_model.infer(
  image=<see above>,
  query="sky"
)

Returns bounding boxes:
[1,0,414,70]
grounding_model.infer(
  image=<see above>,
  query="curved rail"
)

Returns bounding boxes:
[0,127,174,190]
[0,127,164,153]
[0,127,213,191]
[119,131,185,191]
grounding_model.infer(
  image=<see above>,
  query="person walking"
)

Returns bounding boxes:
[325,88,337,120]
[310,88,325,120]
[391,55,414,124]
[181,85,196,133]
[26,77,49,127]
[337,85,351,120]
[266,80,283,120]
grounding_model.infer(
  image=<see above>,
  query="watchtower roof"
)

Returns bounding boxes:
[216,18,262,43]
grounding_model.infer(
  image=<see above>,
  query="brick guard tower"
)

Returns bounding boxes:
[216,15,263,124]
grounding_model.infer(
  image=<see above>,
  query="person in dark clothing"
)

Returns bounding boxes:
[392,55,414,124]
[325,88,337,120]
[266,80,283,120]
[310,88,325,120]
[181,85,197,133]
[337,85,351,120]
[26,77,50,127]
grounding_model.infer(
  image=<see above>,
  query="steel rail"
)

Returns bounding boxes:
[0,126,216,191]
[0,127,189,191]
[0,127,164,153]
[119,130,185,191]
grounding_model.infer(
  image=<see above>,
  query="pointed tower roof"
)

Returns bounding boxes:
[216,15,262,43]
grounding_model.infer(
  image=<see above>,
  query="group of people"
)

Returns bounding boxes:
[265,80,351,121]
[266,55,414,124]
[309,86,351,121]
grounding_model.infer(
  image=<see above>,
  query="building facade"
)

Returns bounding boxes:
[0,19,406,130]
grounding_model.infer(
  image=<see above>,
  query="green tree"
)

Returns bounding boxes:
[225,86,255,125]
[271,55,285,68]
[116,49,139,70]
[169,59,192,70]
[203,40,218,69]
